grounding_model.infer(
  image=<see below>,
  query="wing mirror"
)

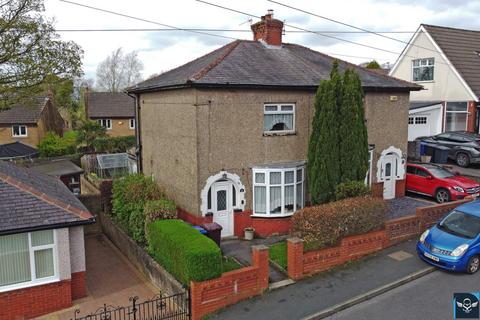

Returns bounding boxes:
[426,175,433,180]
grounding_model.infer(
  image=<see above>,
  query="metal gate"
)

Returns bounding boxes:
[71,291,190,320]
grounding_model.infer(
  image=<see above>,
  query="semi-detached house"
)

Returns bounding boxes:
[128,12,421,238]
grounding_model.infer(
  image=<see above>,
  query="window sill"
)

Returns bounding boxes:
[12,136,28,138]
[263,131,296,137]
[0,277,60,293]
[413,80,434,84]
[251,212,295,218]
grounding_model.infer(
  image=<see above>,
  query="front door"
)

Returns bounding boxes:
[212,182,233,237]
[383,154,396,199]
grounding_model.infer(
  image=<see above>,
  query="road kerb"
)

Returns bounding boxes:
[301,266,436,320]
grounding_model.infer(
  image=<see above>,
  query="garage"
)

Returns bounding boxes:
[408,101,443,141]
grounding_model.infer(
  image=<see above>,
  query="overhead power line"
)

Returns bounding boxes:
[59,0,237,40]
[268,0,443,56]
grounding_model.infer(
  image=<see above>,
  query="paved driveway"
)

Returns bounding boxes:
[38,234,157,320]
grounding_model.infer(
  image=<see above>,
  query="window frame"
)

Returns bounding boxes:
[0,230,59,293]
[252,165,305,217]
[444,101,468,132]
[412,58,435,82]
[263,103,296,134]
[129,118,135,130]
[97,118,112,130]
[12,125,28,137]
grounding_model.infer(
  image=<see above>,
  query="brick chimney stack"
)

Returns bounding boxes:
[250,10,284,46]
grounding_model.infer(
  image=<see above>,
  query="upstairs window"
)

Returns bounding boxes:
[12,125,27,137]
[412,58,434,82]
[129,118,135,129]
[97,119,112,130]
[263,104,295,133]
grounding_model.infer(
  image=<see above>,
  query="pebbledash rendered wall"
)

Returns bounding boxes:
[140,88,410,236]
[0,226,87,320]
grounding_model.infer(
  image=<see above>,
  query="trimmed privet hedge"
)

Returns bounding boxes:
[111,174,163,244]
[291,196,387,251]
[335,180,371,200]
[147,219,222,286]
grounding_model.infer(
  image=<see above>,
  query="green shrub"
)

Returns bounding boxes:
[38,131,78,157]
[147,220,222,285]
[335,180,371,200]
[144,199,177,239]
[111,174,162,244]
[291,196,387,251]
[93,135,136,153]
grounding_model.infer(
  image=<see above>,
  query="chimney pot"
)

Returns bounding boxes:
[251,10,283,46]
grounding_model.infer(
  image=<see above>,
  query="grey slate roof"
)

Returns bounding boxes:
[130,40,421,93]
[0,161,93,235]
[30,160,84,177]
[0,97,48,124]
[422,24,480,99]
[0,142,38,160]
[87,92,135,118]
[410,100,443,110]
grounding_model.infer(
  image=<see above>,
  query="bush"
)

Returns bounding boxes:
[335,180,370,200]
[93,135,136,153]
[291,196,387,251]
[147,219,222,285]
[111,174,162,244]
[144,199,177,223]
[38,131,78,157]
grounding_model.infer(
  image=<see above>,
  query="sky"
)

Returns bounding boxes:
[44,0,480,84]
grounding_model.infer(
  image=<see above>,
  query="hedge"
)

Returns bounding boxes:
[147,219,222,285]
[335,180,370,200]
[38,131,78,157]
[93,135,136,153]
[291,196,387,251]
[111,174,163,244]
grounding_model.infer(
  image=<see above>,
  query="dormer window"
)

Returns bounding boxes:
[412,58,434,82]
[263,104,295,134]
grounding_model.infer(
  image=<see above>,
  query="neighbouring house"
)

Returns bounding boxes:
[0,142,39,161]
[85,90,136,137]
[389,24,480,141]
[0,160,94,320]
[0,97,65,147]
[30,159,84,195]
[127,12,421,237]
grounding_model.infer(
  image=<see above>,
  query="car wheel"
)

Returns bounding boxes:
[435,188,450,203]
[456,152,470,167]
[467,255,480,274]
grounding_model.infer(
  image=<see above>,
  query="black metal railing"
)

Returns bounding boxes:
[72,291,190,320]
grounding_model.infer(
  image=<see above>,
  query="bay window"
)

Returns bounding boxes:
[445,102,468,132]
[253,164,305,216]
[0,230,57,291]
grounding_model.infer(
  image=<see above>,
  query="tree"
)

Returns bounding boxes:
[338,69,369,182]
[308,61,369,204]
[0,0,83,108]
[76,120,107,151]
[96,48,143,92]
[366,60,381,69]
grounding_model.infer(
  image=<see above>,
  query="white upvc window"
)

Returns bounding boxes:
[263,103,295,133]
[253,165,305,217]
[12,125,27,137]
[445,102,468,132]
[412,58,434,82]
[97,119,112,130]
[0,230,58,292]
[129,118,135,130]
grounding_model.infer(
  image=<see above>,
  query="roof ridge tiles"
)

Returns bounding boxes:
[422,24,480,34]
[190,40,241,81]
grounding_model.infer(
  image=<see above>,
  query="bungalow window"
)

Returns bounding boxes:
[263,104,295,133]
[445,102,468,132]
[412,58,434,82]
[97,119,112,130]
[129,119,135,129]
[253,165,304,217]
[0,230,57,291]
[12,125,27,137]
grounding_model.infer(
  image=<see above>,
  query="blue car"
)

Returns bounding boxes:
[417,200,480,274]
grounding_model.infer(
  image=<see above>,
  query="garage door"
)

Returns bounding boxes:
[408,115,430,141]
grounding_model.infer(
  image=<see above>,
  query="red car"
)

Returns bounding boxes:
[406,163,480,203]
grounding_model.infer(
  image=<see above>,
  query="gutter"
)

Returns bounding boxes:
[0,217,96,236]
[126,91,142,173]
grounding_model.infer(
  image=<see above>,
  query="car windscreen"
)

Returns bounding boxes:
[428,167,454,179]
[438,210,480,239]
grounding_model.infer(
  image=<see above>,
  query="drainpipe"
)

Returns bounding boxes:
[126,91,142,173]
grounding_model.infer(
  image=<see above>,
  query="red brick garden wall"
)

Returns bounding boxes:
[0,280,72,320]
[190,245,269,320]
[288,198,472,280]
